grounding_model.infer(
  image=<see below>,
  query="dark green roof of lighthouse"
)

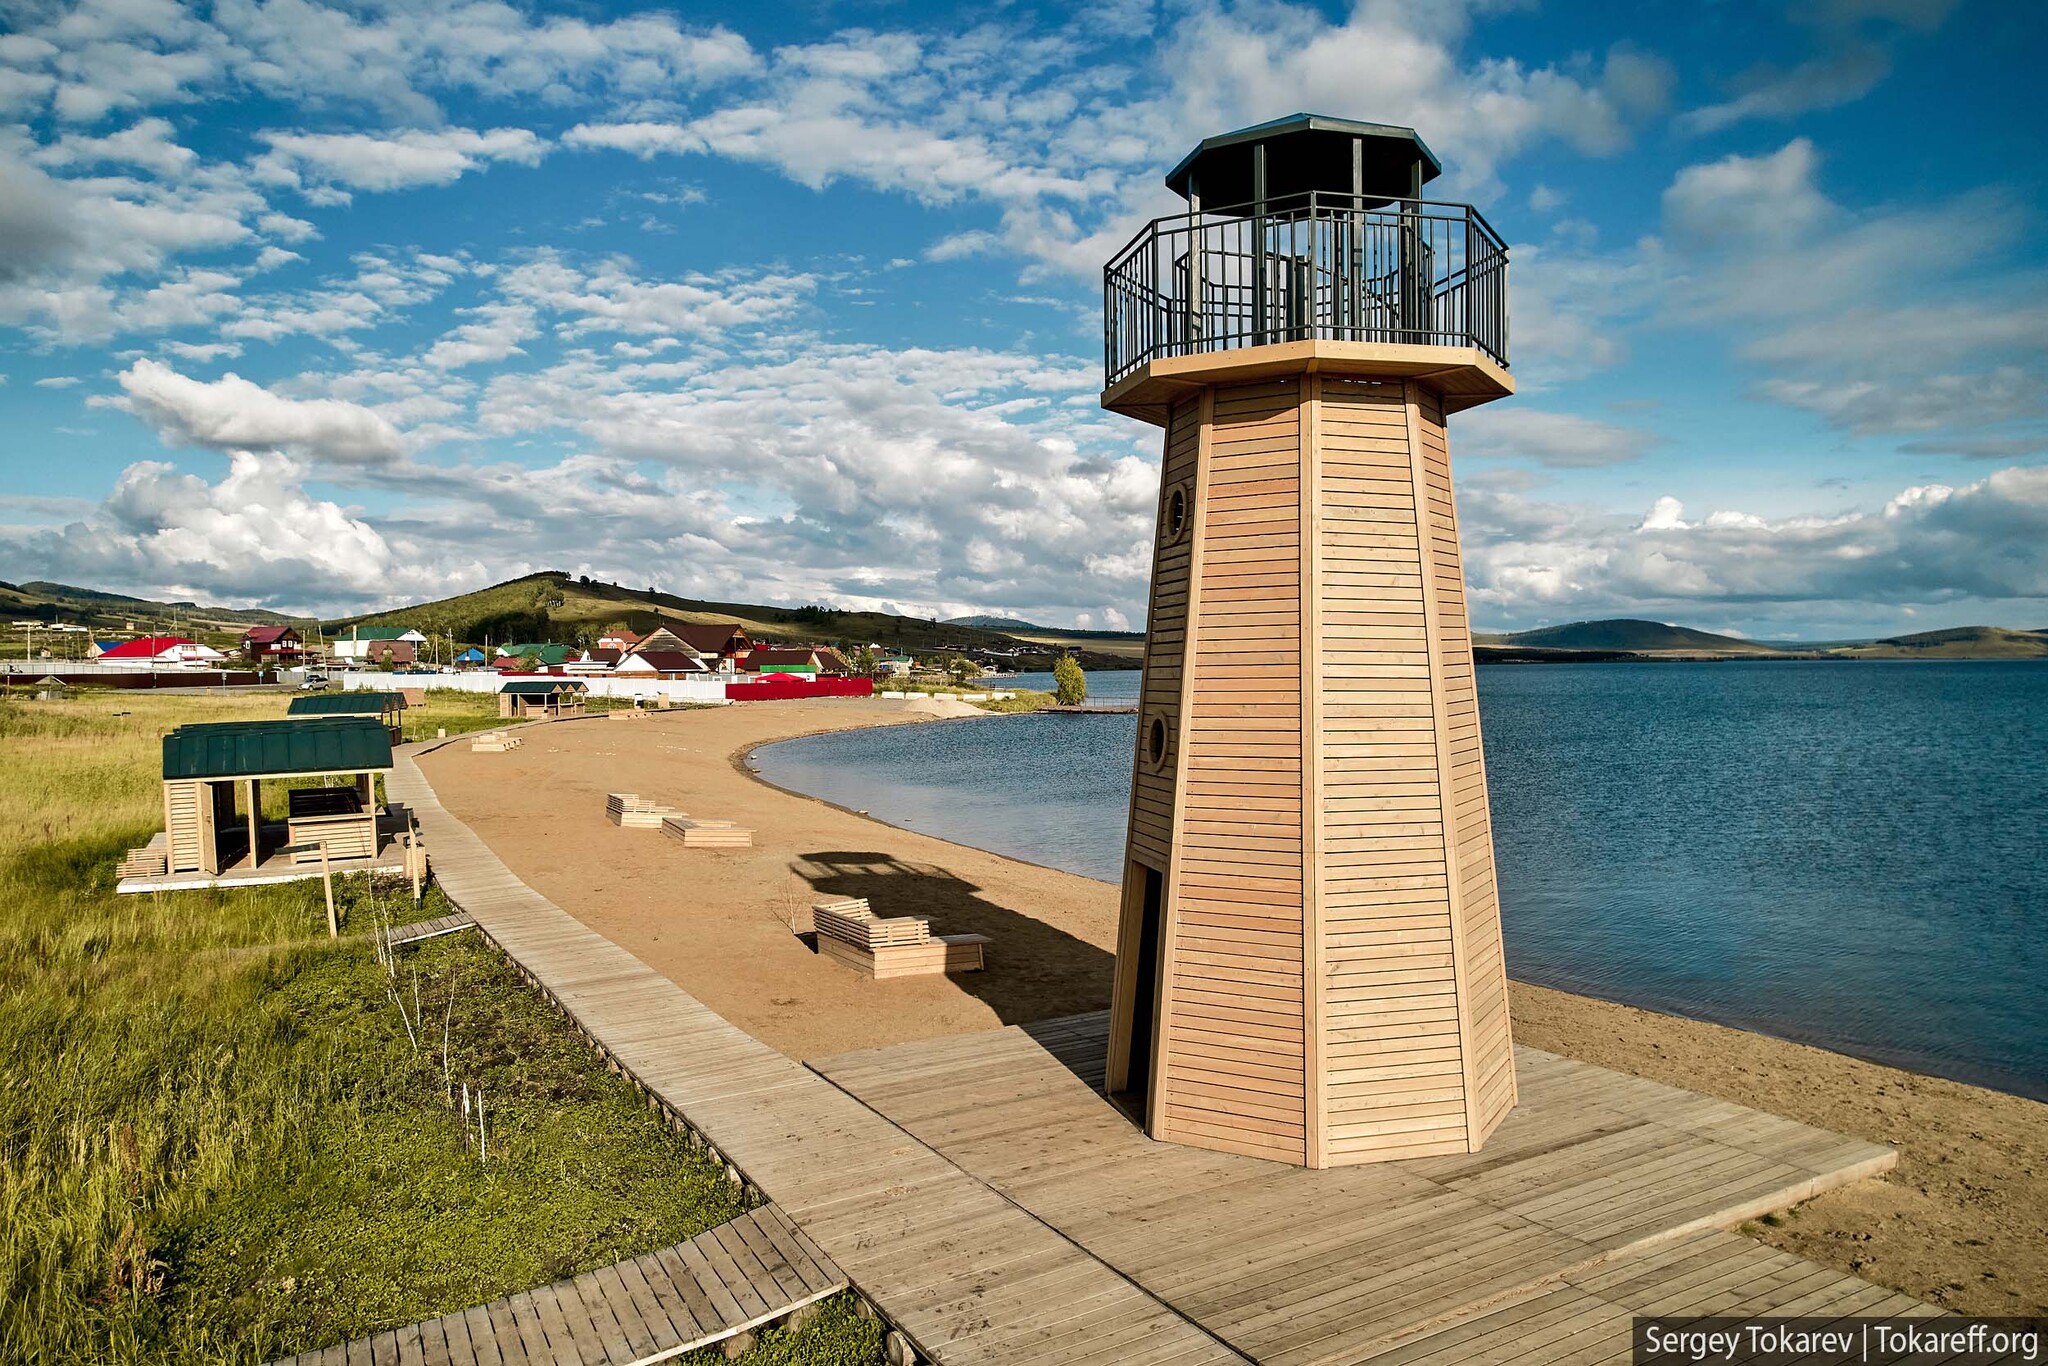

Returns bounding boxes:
[1164,113,1441,210]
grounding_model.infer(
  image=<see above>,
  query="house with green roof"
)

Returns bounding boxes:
[331,624,426,666]
[495,643,574,668]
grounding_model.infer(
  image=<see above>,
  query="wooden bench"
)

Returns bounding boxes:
[469,730,522,753]
[811,898,989,980]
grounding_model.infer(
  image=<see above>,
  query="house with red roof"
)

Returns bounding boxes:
[91,637,228,669]
[241,624,305,663]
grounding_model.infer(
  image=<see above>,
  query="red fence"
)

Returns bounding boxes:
[723,677,875,702]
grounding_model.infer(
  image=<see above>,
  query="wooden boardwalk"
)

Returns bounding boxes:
[814,1013,1922,1366]
[386,909,476,946]
[389,731,1919,1366]
[270,1205,849,1366]
[387,742,1251,1366]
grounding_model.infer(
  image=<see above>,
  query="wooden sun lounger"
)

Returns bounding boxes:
[605,792,676,828]
[661,815,753,848]
[469,730,523,753]
[811,897,989,980]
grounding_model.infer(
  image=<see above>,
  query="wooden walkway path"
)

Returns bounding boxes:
[271,1204,848,1366]
[387,741,1249,1366]
[387,909,476,946]
[815,1013,1923,1366]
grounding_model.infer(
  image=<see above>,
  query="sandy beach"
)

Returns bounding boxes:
[419,698,2046,1317]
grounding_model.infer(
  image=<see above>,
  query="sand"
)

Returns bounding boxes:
[420,698,2046,1318]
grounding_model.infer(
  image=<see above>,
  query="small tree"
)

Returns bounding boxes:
[1052,654,1087,705]
[850,645,879,678]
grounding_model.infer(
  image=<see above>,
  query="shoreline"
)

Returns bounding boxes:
[420,698,2046,1316]
[750,712,2045,1105]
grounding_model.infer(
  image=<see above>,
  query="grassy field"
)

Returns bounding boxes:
[0,692,880,1364]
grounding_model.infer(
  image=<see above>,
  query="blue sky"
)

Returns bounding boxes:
[0,0,2043,637]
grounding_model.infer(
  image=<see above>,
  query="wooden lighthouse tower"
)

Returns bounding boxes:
[1103,115,1517,1167]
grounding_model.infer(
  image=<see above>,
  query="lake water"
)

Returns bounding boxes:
[755,662,2048,1099]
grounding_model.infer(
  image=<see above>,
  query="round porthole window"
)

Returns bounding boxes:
[1164,485,1188,544]
[1146,715,1170,768]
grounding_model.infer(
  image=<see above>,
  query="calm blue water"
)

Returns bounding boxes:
[755,662,2048,1098]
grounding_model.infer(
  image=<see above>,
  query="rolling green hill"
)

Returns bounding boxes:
[945,613,1148,661]
[0,580,301,651]
[1831,626,2048,660]
[1475,618,1782,655]
[328,572,1140,668]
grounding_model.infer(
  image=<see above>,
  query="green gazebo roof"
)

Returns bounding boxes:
[499,679,588,696]
[163,717,394,780]
[287,691,405,715]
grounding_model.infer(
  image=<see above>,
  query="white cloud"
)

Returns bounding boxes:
[1655,140,2048,437]
[107,358,405,465]
[0,0,758,127]
[496,252,813,338]
[253,127,547,202]
[1462,464,2048,629]
[421,302,538,370]
[1679,0,1957,134]
[1459,407,1661,468]
[35,117,198,176]
[0,450,490,610]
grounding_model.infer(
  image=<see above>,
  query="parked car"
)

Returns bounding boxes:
[299,674,329,690]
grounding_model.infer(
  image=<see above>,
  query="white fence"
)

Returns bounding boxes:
[332,671,731,705]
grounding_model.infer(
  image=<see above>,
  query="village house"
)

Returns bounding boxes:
[90,636,227,668]
[240,624,305,664]
[494,643,574,670]
[612,648,707,679]
[748,645,855,678]
[633,622,752,672]
[596,627,641,651]
[330,625,426,667]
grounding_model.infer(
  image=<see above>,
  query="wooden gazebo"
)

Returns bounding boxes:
[158,716,394,876]
[498,678,588,718]
[287,689,406,742]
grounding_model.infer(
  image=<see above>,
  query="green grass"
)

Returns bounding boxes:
[970,689,1055,714]
[396,688,511,743]
[0,694,881,1365]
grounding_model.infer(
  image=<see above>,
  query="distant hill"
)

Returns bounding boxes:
[328,571,1142,668]
[945,614,1042,631]
[1475,619,1782,656]
[0,579,300,648]
[1832,626,2048,660]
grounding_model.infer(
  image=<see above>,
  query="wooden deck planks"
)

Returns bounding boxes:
[385,910,477,946]
[370,743,1248,1366]
[268,1206,849,1366]
[813,1012,1915,1366]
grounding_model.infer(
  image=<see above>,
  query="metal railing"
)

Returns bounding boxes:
[1103,193,1508,387]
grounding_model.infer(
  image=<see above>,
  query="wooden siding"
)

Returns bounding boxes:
[1126,398,1202,874]
[1116,363,1515,1167]
[1415,387,1517,1144]
[164,779,204,874]
[1316,376,1471,1162]
[1165,376,1307,1164]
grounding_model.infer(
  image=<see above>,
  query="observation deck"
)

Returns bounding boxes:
[1101,115,1512,424]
